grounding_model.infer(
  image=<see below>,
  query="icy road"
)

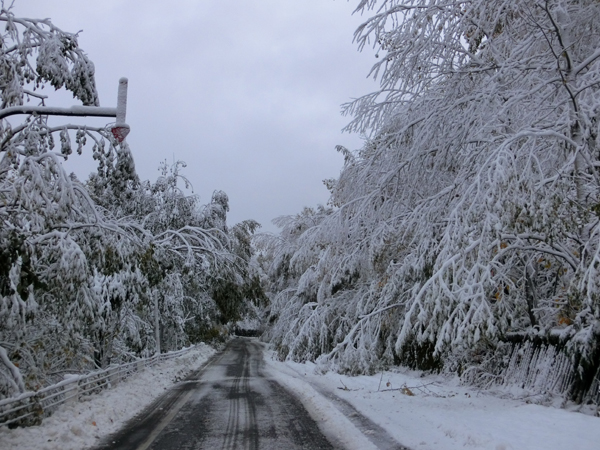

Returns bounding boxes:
[94,338,393,450]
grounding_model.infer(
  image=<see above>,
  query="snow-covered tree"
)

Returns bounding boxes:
[0,5,119,396]
[88,153,236,350]
[264,0,600,397]
[0,5,264,399]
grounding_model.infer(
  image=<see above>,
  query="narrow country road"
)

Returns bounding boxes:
[94,338,338,450]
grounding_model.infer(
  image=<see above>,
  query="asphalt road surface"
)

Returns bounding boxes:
[95,338,339,450]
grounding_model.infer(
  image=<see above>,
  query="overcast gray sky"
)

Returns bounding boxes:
[13,0,377,232]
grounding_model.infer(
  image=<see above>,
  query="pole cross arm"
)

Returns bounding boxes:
[0,78,130,142]
[0,105,118,120]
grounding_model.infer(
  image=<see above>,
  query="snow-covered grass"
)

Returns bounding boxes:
[265,351,600,450]
[0,344,215,450]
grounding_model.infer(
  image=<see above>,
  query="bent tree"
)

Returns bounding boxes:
[0,6,112,396]
[0,7,261,399]
[264,0,600,393]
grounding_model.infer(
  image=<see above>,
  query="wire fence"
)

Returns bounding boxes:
[0,347,194,428]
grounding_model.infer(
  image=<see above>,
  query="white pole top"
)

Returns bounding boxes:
[116,77,128,125]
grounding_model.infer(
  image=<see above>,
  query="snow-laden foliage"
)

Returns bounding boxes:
[263,0,600,395]
[0,5,98,108]
[0,7,263,399]
[0,7,113,395]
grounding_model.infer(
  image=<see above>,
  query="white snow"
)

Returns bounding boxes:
[2,343,598,450]
[264,351,600,450]
[0,344,215,450]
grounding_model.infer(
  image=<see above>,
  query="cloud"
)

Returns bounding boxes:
[11,0,378,231]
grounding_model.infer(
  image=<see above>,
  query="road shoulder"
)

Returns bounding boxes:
[264,351,600,450]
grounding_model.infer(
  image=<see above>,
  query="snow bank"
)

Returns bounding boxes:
[0,344,215,450]
[265,351,600,450]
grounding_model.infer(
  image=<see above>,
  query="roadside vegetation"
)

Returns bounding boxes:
[259,0,600,405]
[0,6,263,399]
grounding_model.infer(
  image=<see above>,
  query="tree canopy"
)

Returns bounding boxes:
[0,6,263,399]
[261,0,600,400]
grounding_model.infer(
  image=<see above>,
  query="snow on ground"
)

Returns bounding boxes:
[265,351,600,450]
[0,344,215,450]
[2,342,598,450]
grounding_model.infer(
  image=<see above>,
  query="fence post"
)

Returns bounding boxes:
[109,367,119,387]
[63,375,79,405]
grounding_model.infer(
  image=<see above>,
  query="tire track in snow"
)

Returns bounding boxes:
[95,338,335,450]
